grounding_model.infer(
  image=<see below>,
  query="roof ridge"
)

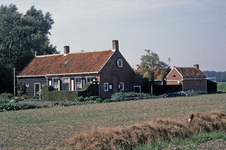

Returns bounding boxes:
[176,67,196,69]
[36,49,114,58]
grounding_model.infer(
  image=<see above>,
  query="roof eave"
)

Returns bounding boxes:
[17,72,99,78]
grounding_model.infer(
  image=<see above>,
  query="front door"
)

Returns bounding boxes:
[34,83,40,97]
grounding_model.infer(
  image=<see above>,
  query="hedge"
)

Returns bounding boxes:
[42,83,98,101]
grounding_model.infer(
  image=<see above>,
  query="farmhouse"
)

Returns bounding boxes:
[165,64,207,92]
[17,40,135,98]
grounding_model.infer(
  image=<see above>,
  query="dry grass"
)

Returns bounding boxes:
[65,111,226,150]
[0,93,226,149]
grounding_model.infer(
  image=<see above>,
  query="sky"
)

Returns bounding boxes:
[2,0,226,71]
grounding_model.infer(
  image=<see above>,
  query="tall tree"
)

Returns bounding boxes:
[139,49,169,84]
[0,4,59,93]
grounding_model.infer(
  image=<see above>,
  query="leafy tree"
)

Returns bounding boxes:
[203,71,216,77]
[138,49,169,84]
[216,71,226,82]
[0,4,59,93]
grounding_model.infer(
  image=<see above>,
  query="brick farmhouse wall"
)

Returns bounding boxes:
[99,50,135,98]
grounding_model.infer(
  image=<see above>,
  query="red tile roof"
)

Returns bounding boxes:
[18,50,114,77]
[176,67,206,78]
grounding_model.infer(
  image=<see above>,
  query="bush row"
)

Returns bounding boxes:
[0,103,48,111]
[52,96,103,106]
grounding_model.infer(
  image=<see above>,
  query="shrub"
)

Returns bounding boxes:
[217,82,226,92]
[95,98,103,103]
[0,99,10,104]
[0,92,13,99]
[76,96,84,102]
[20,94,31,100]
[0,103,42,111]
[111,92,150,101]
[89,96,99,101]
[84,97,90,101]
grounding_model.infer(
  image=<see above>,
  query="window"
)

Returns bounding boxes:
[118,82,124,91]
[117,59,123,67]
[62,77,69,91]
[52,78,59,90]
[109,84,113,90]
[104,83,109,91]
[75,77,82,91]
[86,77,95,83]
[173,75,176,77]
[64,61,69,65]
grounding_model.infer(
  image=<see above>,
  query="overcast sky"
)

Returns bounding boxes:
[2,0,226,71]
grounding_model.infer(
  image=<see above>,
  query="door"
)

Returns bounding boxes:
[34,83,40,97]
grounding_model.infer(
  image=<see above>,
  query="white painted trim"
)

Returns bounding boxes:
[74,77,82,91]
[134,85,141,93]
[165,67,174,79]
[52,78,59,90]
[71,79,74,91]
[104,83,109,91]
[17,72,99,78]
[62,77,69,91]
[117,59,123,67]
[175,68,183,78]
[183,78,207,80]
[166,80,183,82]
[119,82,124,91]
[86,76,95,83]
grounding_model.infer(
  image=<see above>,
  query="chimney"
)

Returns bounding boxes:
[194,64,199,70]
[64,46,70,54]
[112,40,119,51]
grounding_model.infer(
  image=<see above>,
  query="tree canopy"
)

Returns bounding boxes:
[0,4,59,93]
[137,50,169,85]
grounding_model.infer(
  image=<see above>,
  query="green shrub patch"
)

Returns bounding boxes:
[0,102,44,111]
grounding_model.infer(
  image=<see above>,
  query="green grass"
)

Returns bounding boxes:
[218,82,226,92]
[0,93,226,149]
[130,131,226,150]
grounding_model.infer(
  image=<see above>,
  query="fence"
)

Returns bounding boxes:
[141,85,182,95]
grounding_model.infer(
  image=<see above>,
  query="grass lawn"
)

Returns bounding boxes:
[0,93,226,149]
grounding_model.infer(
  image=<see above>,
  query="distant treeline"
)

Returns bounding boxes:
[203,71,226,82]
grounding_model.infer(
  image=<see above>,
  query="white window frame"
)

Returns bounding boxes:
[104,83,109,91]
[86,76,95,83]
[62,77,69,91]
[118,82,124,91]
[109,84,112,90]
[75,77,82,91]
[71,79,74,91]
[117,59,123,67]
[48,80,52,86]
[52,78,59,90]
